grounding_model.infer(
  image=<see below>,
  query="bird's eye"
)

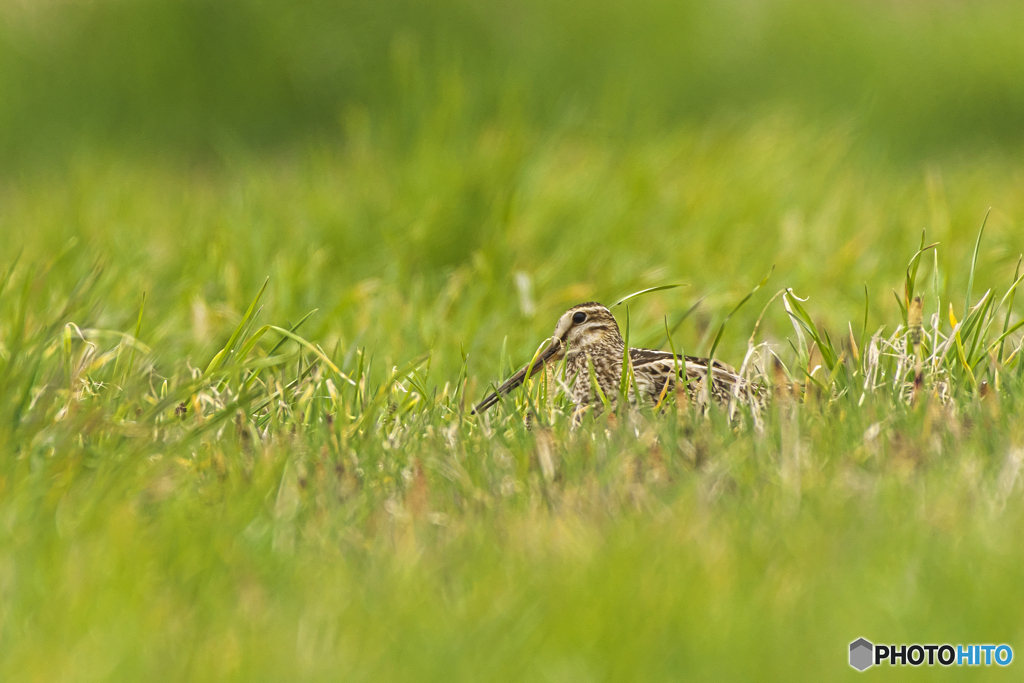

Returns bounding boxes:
[572,312,587,324]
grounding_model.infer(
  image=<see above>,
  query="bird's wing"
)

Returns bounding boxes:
[629,348,738,376]
[628,348,749,402]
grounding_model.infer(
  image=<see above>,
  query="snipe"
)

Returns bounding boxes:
[474,302,759,422]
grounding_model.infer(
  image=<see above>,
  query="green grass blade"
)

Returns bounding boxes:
[619,306,631,406]
[904,231,937,309]
[267,326,343,376]
[241,309,319,390]
[932,248,942,334]
[0,249,22,300]
[612,283,687,308]
[587,355,611,413]
[892,290,907,327]
[859,284,869,362]
[124,292,146,382]
[963,208,990,322]
[999,255,1022,363]
[647,296,705,349]
[707,266,774,361]
[204,277,269,376]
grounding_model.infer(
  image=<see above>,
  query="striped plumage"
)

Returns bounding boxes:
[474,302,758,421]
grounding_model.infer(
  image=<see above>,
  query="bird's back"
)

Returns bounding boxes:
[628,348,756,407]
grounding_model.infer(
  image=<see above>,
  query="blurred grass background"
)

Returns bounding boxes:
[2,0,1024,159]
[2,0,1024,681]
[1,0,1023,372]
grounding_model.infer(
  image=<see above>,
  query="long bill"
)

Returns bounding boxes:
[472,339,563,414]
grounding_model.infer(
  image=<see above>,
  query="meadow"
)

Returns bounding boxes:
[2,1,1024,680]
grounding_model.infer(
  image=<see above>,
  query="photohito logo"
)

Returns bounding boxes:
[849,638,1012,671]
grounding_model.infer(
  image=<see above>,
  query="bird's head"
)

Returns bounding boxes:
[472,302,623,414]
[550,302,623,352]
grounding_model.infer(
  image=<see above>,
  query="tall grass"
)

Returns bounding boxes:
[2,1,1024,680]
[1,129,1024,679]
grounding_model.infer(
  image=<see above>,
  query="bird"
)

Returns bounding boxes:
[473,302,760,422]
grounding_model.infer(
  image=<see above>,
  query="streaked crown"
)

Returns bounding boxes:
[551,302,623,350]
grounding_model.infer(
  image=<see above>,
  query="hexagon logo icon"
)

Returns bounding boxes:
[850,638,874,671]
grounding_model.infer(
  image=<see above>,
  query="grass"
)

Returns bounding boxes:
[3,1,1024,681]
[3,0,1024,160]
[2,118,1024,681]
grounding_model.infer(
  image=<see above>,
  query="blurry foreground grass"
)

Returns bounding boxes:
[2,115,1024,681]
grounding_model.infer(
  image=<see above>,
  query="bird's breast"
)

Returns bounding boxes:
[562,346,624,406]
